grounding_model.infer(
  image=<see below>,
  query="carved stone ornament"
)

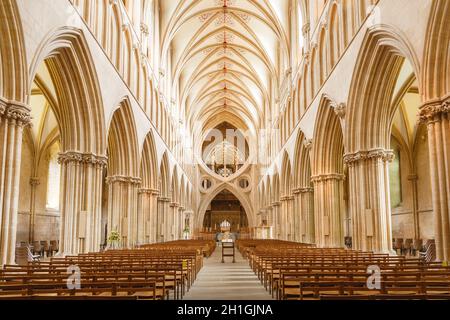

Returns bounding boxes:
[58,151,108,167]
[344,149,395,165]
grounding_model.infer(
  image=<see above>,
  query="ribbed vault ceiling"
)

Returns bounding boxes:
[161,0,290,138]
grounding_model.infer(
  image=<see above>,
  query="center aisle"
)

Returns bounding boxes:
[183,245,274,300]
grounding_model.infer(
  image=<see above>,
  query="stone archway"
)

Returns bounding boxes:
[197,184,254,230]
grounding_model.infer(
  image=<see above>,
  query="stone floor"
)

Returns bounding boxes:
[183,245,274,300]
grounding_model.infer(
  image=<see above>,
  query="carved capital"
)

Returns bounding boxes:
[419,97,450,124]
[158,196,171,203]
[106,175,141,185]
[303,138,313,150]
[299,187,314,194]
[334,103,346,120]
[344,148,395,165]
[58,151,108,167]
[140,22,149,35]
[311,174,345,183]
[3,102,31,127]
[272,202,281,207]
[302,23,310,36]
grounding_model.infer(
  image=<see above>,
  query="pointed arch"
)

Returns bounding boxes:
[422,0,450,101]
[312,95,344,176]
[197,184,254,228]
[281,150,292,197]
[0,0,27,102]
[346,25,421,152]
[159,151,170,198]
[29,27,106,154]
[107,98,140,178]
[293,130,312,189]
[140,130,158,189]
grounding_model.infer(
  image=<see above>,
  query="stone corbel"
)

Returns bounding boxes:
[334,103,346,120]
[140,22,149,35]
[303,138,313,150]
[302,23,310,37]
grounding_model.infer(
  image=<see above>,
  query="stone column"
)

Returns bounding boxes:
[312,174,345,248]
[178,206,185,239]
[272,202,281,239]
[420,98,450,261]
[408,174,420,239]
[157,196,170,243]
[58,152,107,255]
[0,100,31,266]
[106,175,141,248]
[293,189,301,242]
[28,177,40,243]
[280,197,288,240]
[296,187,315,244]
[156,197,163,243]
[286,196,295,241]
[137,188,159,245]
[169,202,179,241]
[344,149,394,253]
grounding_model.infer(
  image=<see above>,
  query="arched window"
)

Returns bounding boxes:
[46,144,61,210]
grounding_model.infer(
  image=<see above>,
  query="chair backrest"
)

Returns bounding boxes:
[33,241,42,250]
[404,239,413,248]
[41,241,49,250]
[413,239,423,249]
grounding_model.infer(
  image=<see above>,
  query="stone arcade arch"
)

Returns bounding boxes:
[280,151,294,241]
[157,152,171,243]
[293,131,315,244]
[345,25,422,254]
[138,130,159,244]
[312,95,346,248]
[419,1,450,262]
[0,1,29,265]
[197,184,254,232]
[105,98,140,248]
[26,28,106,257]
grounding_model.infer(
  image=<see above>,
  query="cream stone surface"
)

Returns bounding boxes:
[0,0,449,266]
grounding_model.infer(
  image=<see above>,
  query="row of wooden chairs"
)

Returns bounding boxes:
[237,239,450,301]
[393,238,425,256]
[1,240,214,300]
[18,240,59,258]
